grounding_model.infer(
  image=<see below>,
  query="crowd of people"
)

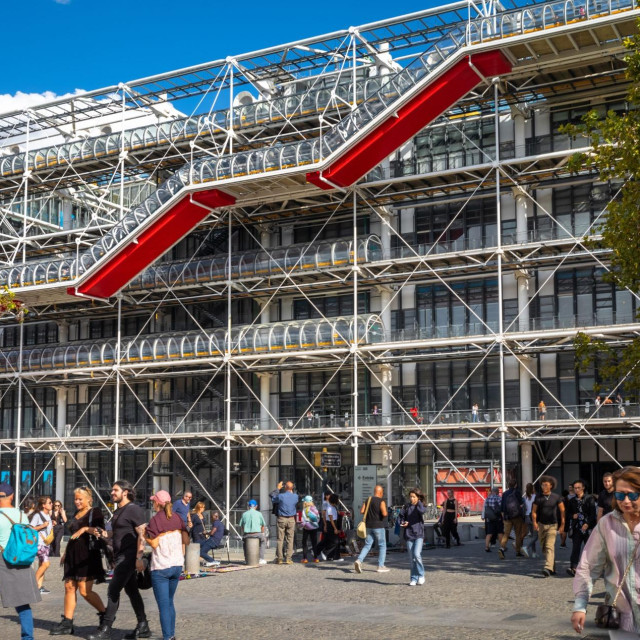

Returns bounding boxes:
[0,467,638,638]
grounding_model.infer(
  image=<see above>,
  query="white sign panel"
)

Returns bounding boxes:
[353,465,377,525]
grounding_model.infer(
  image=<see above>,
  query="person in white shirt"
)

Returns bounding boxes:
[29,496,53,594]
[522,483,537,558]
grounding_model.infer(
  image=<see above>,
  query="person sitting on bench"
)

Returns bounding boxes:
[200,510,226,567]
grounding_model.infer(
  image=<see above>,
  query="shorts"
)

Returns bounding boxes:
[37,546,50,563]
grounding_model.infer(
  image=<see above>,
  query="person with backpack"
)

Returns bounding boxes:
[29,495,54,594]
[482,487,503,552]
[498,479,528,559]
[565,478,597,577]
[0,482,41,640]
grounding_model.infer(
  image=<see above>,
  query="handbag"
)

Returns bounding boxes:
[356,497,372,539]
[136,553,152,590]
[594,537,640,629]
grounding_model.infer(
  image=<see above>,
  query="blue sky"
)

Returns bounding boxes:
[2,0,440,98]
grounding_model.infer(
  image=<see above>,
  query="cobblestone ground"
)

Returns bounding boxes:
[1,540,610,640]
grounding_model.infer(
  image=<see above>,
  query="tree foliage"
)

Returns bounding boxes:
[0,286,26,321]
[563,23,640,394]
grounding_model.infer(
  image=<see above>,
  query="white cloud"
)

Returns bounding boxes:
[54,0,72,5]
[0,90,85,117]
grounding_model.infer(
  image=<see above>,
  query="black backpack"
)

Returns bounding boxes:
[503,491,524,520]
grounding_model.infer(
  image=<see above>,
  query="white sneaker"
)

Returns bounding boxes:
[409,580,417,586]
[376,567,390,573]
[521,547,530,558]
[335,558,345,563]
[418,576,425,585]
[531,552,538,559]
[320,552,327,561]
[204,560,220,567]
[354,560,362,574]
[259,559,267,565]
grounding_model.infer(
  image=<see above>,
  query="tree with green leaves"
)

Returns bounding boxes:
[0,286,26,321]
[563,23,640,395]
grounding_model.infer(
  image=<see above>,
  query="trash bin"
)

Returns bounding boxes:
[185,542,201,574]
[244,536,260,566]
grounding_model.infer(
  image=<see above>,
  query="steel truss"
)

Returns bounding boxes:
[0,0,639,523]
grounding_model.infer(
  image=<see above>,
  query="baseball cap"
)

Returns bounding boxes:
[150,490,172,505]
[303,495,313,503]
[247,499,258,508]
[0,483,14,498]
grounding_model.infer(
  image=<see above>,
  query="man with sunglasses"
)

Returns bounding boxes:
[565,479,596,577]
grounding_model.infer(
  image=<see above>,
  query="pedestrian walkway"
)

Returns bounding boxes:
[2,540,608,639]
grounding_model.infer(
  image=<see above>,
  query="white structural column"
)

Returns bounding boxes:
[55,382,68,502]
[377,206,394,427]
[259,448,270,525]
[381,446,393,504]
[55,455,66,503]
[520,441,533,488]
[380,364,393,426]
[259,373,271,430]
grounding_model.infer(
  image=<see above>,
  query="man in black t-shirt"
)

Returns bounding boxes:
[88,480,149,640]
[531,475,565,578]
[596,472,614,522]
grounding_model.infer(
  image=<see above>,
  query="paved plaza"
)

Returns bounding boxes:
[0,538,612,640]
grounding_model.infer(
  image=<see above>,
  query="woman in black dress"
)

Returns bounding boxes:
[49,500,68,557]
[50,487,106,636]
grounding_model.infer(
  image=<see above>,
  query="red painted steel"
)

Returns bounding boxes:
[70,189,235,300]
[306,50,512,189]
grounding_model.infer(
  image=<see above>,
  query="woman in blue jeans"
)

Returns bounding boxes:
[145,490,189,640]
[399,488,426,586]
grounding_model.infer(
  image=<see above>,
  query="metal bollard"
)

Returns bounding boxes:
[185,542,201,574]
[244,536,260,566]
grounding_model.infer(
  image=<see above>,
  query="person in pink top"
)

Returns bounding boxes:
[571,466,640,635]
[145,490,189,640]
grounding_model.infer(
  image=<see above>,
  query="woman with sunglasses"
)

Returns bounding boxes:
[571,466,640,635]
[50,501,67,558]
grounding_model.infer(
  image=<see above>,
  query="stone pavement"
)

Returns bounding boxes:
[1,540,613,640]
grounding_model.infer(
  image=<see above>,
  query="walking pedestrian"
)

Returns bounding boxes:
[571,466,640,634]
[353,485,389,573]
[317,494,342,562]
[239,500,268,565]
[0,483,41,640]
[398,488,426,586]
[596,471,614,522]
[565,479,596,577]
[50,500,67,557]
[441,489,462,548]
[88,480,150,640]
[498,480,528,559]
[270,481,299,564]
[49,486,106,636]
[482,487,503,552]
[30,496,54,594]
[298,496,320,563]
[531,476,565,577]
[145,490,189,640]
[523,483,538,558]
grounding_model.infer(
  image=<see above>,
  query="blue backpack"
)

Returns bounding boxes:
[0,511,39,566]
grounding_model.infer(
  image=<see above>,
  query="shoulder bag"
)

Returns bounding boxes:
[594,536,640,629]
[356,497,372,539]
